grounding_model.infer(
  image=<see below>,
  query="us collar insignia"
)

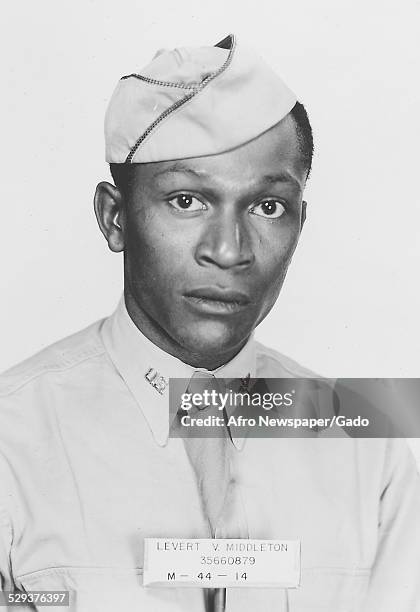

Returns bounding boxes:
[145,368,168,395]
[238,373,251,394]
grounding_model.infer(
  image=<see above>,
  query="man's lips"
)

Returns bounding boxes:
[183,287,251,314]
[184,287,251,304]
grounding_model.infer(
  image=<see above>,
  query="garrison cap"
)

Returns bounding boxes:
[105,34,297,164]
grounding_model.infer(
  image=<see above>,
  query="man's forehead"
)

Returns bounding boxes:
[150,163,303,192]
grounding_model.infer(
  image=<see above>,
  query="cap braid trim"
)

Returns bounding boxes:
[125,34,236,164]
[120,73,199,90]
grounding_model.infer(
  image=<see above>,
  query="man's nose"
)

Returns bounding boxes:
[194,210,254,270]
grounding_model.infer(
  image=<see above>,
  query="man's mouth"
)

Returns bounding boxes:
[183,287,251,314]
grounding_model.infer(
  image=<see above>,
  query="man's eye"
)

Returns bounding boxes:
[168,194,205,212]
[250,200,285,219]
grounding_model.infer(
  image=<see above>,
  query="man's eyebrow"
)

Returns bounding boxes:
[261,171,301,190]
[152,163,208,180]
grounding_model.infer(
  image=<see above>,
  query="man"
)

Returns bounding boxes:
[0,34,419,611]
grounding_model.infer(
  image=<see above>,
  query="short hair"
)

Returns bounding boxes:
[110,101,314,195]
[290,101,314,178]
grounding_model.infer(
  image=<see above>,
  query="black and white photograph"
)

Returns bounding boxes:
[1,1,419,610]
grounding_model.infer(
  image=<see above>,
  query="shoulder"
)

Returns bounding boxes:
[254,340,320,378]
[0,319,108,399]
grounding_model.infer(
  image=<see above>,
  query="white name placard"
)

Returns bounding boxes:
[143,538,300,588]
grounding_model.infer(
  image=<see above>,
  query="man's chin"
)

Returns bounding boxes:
[176,320,251,369]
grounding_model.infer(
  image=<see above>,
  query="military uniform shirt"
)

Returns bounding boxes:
[0,298,419,611]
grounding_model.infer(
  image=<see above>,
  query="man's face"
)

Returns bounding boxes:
[121,115,307,368]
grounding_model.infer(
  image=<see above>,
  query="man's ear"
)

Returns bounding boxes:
[94,182,125,252]
[300,200,307,232]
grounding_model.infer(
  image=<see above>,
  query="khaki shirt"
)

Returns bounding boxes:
[0,299,419,611]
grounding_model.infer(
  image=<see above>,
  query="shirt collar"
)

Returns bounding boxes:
[101,296,256,448]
